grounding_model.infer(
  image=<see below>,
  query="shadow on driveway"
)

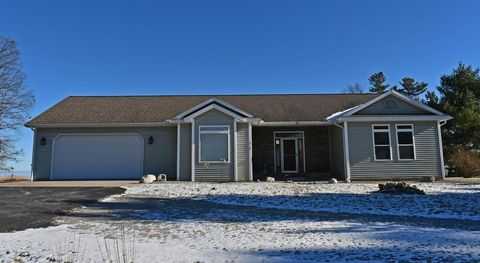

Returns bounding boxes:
[0,187,124,232]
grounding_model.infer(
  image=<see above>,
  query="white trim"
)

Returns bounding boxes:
[337,115,452,122]
[344,90,447,117]
[50,133,144,180]
[198,125,231,163]
[233,120,238,181]
[273,131,306,174]
[191,119,195,181]
[27,122,174,128]
[280,138,299,173]
[343,122,351,180]
[174,97,254,119]
[176,123,181,181]
[395,124,416,161]
[30,128,37,182]
[437,121,446,179]
[248,122,253,181]
[256,121,330,126]
[184,104,249,122]
[372,124,393,161]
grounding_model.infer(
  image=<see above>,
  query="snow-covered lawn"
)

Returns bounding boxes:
[1,182,479,262]
[123,182,480,221]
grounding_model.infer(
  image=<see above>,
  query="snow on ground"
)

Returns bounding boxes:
[122,182,480,221]
[1,182,480,262]
[1,211,479,262]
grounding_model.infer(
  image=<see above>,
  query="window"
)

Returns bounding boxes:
[199,126,230,163]
[372,125,392,160]
[396,124,415,160]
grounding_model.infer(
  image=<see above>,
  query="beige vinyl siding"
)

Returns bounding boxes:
[194,109,234,182]
[179,123,192,181]
[32,127,177,181]
[348,121,441,179]
[355,96,432,115]
[237,123,250,181]
[328,125,345,178]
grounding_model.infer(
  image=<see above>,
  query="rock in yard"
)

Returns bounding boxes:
[420,176,435,182]
[157,174,167,182]
[139,174,156,184]
[266,177,275,182]
[377,182,425,195]
[328,178,338,184]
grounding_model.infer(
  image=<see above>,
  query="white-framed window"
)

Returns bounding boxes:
[372,124,392,161]
[396,124,416,160]
[199,125,230,163]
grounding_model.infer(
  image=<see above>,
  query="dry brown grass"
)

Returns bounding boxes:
[0,175,29,183]
[451,148,480,178]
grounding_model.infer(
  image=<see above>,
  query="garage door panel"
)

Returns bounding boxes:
[52,134,144,180]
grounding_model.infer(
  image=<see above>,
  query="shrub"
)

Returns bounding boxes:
[450,149,480,178]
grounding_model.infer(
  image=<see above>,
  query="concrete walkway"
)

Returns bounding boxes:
[0,180,137,187]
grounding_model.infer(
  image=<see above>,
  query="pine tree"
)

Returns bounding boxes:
[398,77,428,99]
[368,72,389,93]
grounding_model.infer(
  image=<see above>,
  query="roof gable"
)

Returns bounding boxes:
[353,95,433,115]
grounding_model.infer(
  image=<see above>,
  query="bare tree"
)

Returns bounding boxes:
[343,83,365,94]
[0,37,35,169]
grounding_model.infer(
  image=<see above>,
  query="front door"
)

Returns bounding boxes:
[281,138,298,173]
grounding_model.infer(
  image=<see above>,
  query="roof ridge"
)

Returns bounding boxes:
[66,93,379,98]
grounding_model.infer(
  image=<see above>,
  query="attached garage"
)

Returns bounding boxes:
[51,134,144,180]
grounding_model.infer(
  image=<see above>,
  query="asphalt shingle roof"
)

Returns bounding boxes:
[25,93,380,127]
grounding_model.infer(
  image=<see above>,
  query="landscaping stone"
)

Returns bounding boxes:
[266,177,275,182]
[377,182,425,195]
[139,174,156,184]
[420,176,435,182]
[329,178,338,184]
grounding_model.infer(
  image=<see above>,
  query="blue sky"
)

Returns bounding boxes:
[1,0,479,172]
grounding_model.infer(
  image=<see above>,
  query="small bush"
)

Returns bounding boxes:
[450,149,480,178]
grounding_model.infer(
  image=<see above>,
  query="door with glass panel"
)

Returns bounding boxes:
[281,138,299,173]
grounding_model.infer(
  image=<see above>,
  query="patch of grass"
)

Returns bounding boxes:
[0,175,29,183]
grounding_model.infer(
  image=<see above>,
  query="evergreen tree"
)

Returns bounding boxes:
[368,72,389,93]
[398,77,428,99]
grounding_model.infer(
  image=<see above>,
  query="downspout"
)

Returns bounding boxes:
[437,120,448,179]
[29,127,36,182]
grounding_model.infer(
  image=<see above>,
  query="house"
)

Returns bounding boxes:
[25,90,452,181]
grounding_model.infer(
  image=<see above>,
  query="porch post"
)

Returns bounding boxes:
[233,120,238,181]
[248,122,253,181]
[191,119,195,181]
[176,123,181,181]
[343,121,351,180]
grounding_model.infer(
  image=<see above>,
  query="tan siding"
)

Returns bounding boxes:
[348,121,441,179]
[355,96,433,115]
[237,123,250,181]
[33,127,177,181]
[194,109,234,182]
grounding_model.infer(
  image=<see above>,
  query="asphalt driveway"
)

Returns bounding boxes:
[0,187,124,232]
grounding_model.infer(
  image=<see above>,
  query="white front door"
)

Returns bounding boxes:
[281,138,299,173]
[51,134,144,180]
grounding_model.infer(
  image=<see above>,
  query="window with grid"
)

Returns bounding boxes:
[396,124,415,160]
[372,125,392,160]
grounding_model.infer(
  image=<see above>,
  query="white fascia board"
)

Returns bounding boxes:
[183,104,253,122]
[343,90,446,117]
[174,97,254,119]
[27,122,175,128]
[337,115,453,122]
[326,106,359,121]
[254,121,330,126]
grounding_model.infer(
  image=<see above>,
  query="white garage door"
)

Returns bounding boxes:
[51,134,144,180]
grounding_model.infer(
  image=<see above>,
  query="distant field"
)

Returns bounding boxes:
[0,170,30,182]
